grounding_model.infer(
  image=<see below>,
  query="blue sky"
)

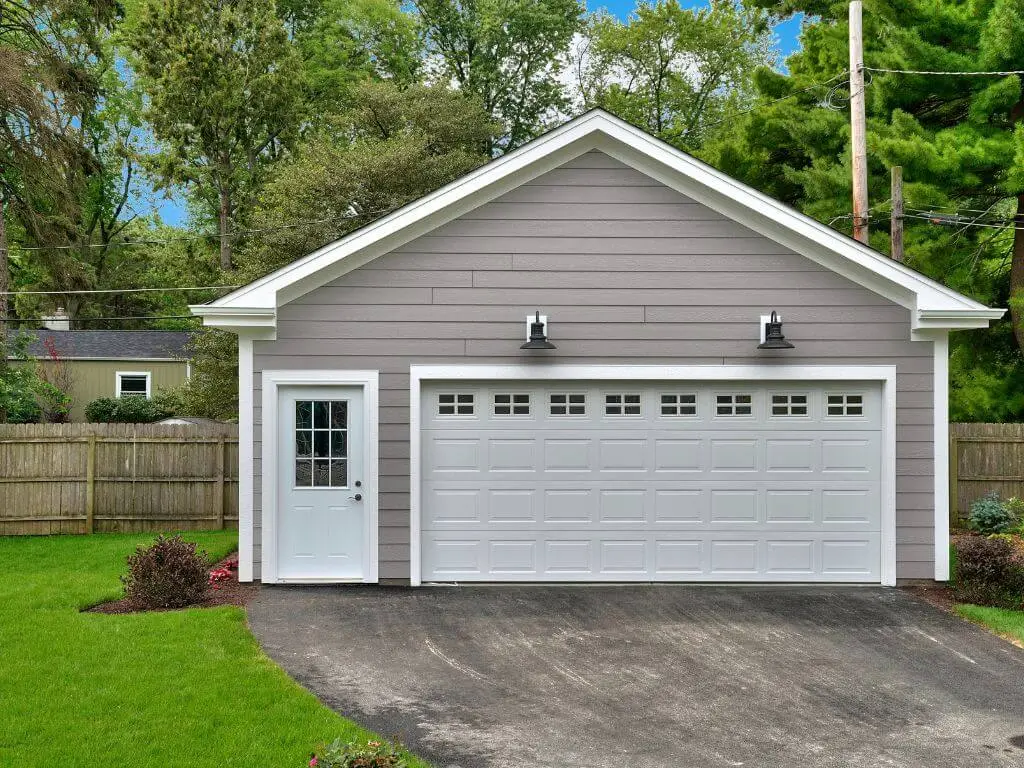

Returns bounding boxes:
[152,1,802,226]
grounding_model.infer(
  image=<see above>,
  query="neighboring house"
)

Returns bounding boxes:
[192,110,1004,587]
[18,330,192,421]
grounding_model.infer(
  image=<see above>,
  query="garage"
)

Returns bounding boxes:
[418,377,885,583]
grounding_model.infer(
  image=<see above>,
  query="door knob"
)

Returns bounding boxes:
[349,493,362,502]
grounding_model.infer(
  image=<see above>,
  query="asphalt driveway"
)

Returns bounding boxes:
[248,586,1024,767]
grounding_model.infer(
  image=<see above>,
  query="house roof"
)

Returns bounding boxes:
[191,109,1004,334]
[18,330,193,360]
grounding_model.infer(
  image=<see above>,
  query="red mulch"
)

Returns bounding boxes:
[902,583,957,612]
[85,554,259,614]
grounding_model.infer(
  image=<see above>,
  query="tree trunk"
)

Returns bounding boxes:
[0,187,9,423]
[218,187,232,271]
[1012,192,1024,353]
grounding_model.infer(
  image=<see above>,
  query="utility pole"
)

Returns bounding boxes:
[849,0,869,244]
[890,166,904,262]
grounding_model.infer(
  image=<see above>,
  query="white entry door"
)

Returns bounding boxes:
[277,385,365,580]
[420,381,884,583]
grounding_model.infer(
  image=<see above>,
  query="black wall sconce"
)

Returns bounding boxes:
[757,311,794,350]
[521,311,556,350]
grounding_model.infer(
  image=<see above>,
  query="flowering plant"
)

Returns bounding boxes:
[309,739,409,767]
[208,553,239,589]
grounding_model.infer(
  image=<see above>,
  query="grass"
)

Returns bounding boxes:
[955,604,1024,645]
[0,532,429,768]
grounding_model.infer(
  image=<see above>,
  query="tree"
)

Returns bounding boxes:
[240,81,499,277]
[127,0,304,270]
[412,0,582,151]
[704,0,1024,420]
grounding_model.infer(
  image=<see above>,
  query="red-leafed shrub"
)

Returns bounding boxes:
[122,535,210,609]
[953,535,1024,609]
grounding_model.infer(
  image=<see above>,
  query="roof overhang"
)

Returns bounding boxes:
[191,110,1004,335]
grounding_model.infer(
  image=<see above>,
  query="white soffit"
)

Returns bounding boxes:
[190,110,1004,332]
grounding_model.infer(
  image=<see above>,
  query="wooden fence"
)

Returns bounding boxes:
[950,423,1024,527]
[0,423,238,535]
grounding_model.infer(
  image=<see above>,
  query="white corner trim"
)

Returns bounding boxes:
[933,333,951,581]
[260,369,379,585]
[237,337,255,582]
[408,363,898,587]
[114,370,152,398]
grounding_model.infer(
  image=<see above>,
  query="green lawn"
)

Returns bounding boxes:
[955,604,1024,645]
[0,533,429,767]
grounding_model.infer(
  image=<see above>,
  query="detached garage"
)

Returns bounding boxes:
[192,109,1003,587]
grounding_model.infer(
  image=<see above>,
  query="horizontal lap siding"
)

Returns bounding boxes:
[252,150,934,582]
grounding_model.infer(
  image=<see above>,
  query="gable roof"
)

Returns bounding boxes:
[18,330,193,360]
[191,109,1003,333]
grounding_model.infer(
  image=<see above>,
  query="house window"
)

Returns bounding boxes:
[605,393,641,416]
[438,393,474,416]
[716,394,752,416]
[115,371,151,399]
[494,393,530,416]
[826,393,864,417]
[294,400,348,488]
[660,393,697,417]
[770,393,809,417]
[550,393,586,416]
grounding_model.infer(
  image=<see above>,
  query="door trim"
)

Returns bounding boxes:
[262,369,379,584]
[409,364,897,587]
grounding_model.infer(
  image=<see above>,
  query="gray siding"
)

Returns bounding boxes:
[253,150,935,582]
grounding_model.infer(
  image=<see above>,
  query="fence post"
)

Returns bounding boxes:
[85,434,96,534]
[216,435,226,529]
[948,434,959,530]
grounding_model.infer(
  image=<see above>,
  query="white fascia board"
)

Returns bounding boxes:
[198,110,1000,330]
[189,304,277,334]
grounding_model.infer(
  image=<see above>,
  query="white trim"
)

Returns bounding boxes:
[237,337,255,582]
[114,370,151,398]
[933,333,951,581]
[409,363,899,587]
[260,369,379,585]
[193,110,1002,332]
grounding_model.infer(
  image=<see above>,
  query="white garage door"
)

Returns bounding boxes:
[420,381,883,583]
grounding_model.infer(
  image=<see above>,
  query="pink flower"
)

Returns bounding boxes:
[309,757,318,767]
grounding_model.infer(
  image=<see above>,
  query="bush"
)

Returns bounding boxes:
[311,739,409,768]
[85,396,161,423]
[953,535,1024,609]
[122,535,211,609]
[968,491,1019,534]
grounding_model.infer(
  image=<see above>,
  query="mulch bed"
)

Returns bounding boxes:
[85,554,260,614]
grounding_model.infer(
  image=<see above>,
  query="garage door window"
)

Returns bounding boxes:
[550,393,586,416]
[605,393,641,416]
[660,393,697,417]
[715,394,753,416]
[770,393,809,417]
[494,393,531,416]
[826,393,864,416]
[438,393,474,416]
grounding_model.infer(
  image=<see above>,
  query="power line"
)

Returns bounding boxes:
[1,285,239,296]
[863,66,1024,77]
[702,71,851,130]
[5,314,199,323]
[901,212,1023,230]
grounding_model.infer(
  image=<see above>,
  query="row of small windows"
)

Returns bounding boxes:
[438,391,865,418]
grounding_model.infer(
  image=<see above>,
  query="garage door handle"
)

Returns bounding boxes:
[349,494,362,502]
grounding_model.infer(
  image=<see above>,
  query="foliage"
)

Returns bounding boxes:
[84,394,175,423]
[34,335,73,422]
[704,0,1024,420]
[126,0,304,270]
[412,0,583,151]
[312,739,410,768]
[176,329,239,420]
[121,534,211,609]
[240,81,498,278]
[969,491,1020,534]
[576,0,774,149]
[952,534,1024,609]
[0,330,41,423]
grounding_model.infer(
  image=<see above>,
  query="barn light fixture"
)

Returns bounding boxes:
[521,311,556,350]
[757,311,795,350]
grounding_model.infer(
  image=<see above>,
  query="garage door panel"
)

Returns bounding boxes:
[421,381,883,582]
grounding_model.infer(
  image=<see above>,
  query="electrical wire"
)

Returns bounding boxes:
[863,66,1024,77]
[700,71,850,130]
[0,285,239,296]
[3,315,199,323]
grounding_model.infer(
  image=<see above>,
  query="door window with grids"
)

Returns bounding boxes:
[660,393,697,417]
[294,400,348,487]
[826,393,864,416]
[715,393,753,416]
[549,393,586,416]
[605,393,641,416]
[770,393,809,417]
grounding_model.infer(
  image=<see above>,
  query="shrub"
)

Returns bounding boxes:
[968,491,1019,534]
[311,739,409,768]
[953,535,1024,609]
[85,396,161,423]
[150,389,182,419]
[122,535,211,609]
